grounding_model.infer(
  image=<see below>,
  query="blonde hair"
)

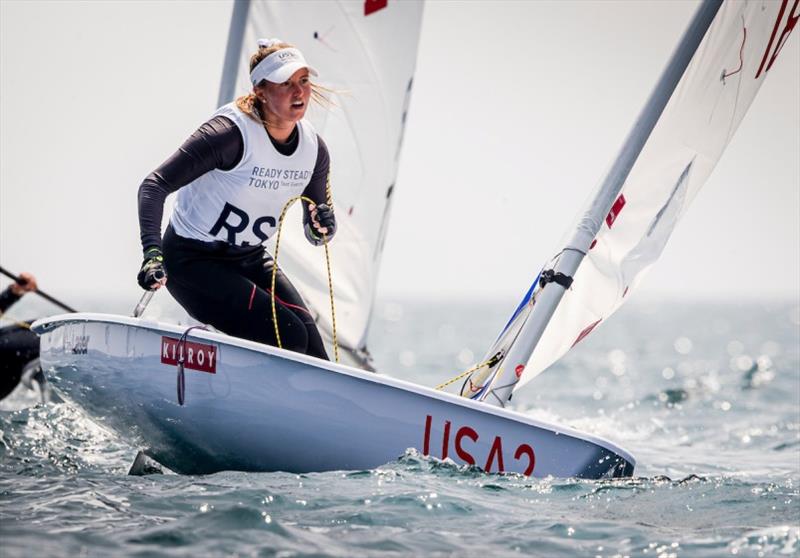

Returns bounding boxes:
[236,42,332,125]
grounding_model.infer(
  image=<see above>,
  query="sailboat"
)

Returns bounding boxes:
[32,0,795,477]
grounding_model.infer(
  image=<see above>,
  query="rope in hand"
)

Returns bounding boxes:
[271,184,339,363]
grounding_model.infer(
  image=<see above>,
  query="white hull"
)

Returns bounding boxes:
[33,313,634,478]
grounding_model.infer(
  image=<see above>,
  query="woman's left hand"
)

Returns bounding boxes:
[309,203,335,236]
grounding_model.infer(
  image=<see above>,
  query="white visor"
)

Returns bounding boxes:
[250,48,318,86]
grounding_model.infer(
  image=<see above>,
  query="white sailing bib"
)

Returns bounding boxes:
[170,103,319,246]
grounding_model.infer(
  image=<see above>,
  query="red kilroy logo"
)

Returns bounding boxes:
[161,336,217,374]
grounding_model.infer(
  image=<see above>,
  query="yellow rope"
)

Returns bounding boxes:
[322,173,338,363]
[434,349,507,392]
[0,312,31,330]
[271,190,339,363]
[434,358,495,391]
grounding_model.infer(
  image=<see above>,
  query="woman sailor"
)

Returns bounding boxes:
[136,39,334,360]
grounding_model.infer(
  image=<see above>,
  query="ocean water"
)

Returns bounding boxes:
[1,295,798,557]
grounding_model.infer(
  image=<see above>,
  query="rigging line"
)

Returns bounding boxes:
[497,249,567,337]
[467,371,496,400]
[175,325,209,406]
[323,173,339,363]
[272,192,339,362]
[458,351,505,395]
[723,64,746,148]
[0,313,31,330]
[490,390,506,408]
[481,366,507,404]
[434,354,501,391]
[487,380,520,407]
[471,284,547,400]
[722,17,747,82]
[722,20,749,147]
[313,26,339,52]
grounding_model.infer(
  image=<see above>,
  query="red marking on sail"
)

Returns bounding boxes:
[515,365,525,378]
[572,319,602,348]
[722,22,747,82]
[589,239,597,250]
[161,336,217,373]
[364,0,387,16]
[605,194,626,228]
[756,0,799,79]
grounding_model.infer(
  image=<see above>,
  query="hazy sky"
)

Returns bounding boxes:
[1,0,798,308]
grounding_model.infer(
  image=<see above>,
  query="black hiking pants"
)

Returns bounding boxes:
[0,324,39,399]
[162,225,328,360]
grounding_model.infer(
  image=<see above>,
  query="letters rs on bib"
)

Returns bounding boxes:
[171,103,319,246]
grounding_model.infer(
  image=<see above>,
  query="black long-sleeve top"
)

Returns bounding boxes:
[138,116,333,252]
[0,287,21,313]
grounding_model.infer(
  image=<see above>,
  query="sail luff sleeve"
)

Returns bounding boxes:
[218,0,251,108]
[479,0,724,407]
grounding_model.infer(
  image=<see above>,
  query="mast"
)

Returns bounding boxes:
[217,0,251,107]
[479,0,724,407]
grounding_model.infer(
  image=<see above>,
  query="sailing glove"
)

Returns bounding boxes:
[306,203,336,246]
[137,247,167,290]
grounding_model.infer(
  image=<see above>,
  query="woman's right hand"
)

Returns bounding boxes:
[10,272,38,296]
[137,248,168,290]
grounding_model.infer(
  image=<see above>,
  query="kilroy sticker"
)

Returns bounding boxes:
[161,337,217,374]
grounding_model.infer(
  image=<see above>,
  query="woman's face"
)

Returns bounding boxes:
[258,68,312,127]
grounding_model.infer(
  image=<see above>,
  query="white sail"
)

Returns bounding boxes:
[464,0,798,401]
[223,0,424,355]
